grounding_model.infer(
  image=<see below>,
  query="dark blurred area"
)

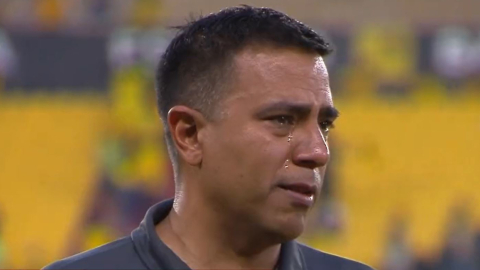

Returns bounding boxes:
[0,0,479,269]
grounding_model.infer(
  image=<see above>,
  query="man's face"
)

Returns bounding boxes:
[200,47,338,240]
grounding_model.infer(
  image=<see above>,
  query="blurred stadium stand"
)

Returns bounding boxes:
[0,0,479,269]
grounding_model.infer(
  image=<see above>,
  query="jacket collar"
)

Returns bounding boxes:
[131,199,305,270]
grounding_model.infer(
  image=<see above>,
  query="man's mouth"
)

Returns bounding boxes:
[277,183,317,207]
[278,183,316,196]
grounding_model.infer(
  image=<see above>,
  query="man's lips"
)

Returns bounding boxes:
[277,182,317,208]
[277,182,317,197]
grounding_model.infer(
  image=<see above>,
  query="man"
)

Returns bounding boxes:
[45,6,374,270]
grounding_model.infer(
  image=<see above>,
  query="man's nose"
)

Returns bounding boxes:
[291,126,329,170]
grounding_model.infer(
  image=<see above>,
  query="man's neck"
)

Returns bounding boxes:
[155,191,281,269]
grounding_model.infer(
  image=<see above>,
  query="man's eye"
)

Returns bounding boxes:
[271,115,295,126]
[319,120,334,133]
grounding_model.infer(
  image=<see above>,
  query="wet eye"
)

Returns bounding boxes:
[319,120,334,134]
[271,115,296,126]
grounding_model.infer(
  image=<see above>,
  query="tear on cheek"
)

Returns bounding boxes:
[314,169,323,187]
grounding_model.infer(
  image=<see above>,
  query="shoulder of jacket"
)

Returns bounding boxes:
[298,243,375,270]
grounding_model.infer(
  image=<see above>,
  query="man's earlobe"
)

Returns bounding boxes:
[167,106,206,167]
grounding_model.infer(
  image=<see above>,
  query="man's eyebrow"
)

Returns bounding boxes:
[319,106,340,119]
[255,101,312,117]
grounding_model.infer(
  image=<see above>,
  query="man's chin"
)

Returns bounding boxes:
[266,214,307,242]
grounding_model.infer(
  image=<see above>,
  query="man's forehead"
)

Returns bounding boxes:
[232,48,330,93]
[234,46,326,71]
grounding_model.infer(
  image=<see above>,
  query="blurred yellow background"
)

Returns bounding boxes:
[0,1,479,269]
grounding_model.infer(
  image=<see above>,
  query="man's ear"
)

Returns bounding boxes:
[167,105,207,166]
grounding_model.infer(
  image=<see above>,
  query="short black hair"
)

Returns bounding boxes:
[156,5,332,169]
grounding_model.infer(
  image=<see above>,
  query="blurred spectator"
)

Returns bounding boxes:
[65,175,120,255]
[353,25,416,98]
[381,215,415,270]
[437,204,476,270]
[67,129,172,255]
